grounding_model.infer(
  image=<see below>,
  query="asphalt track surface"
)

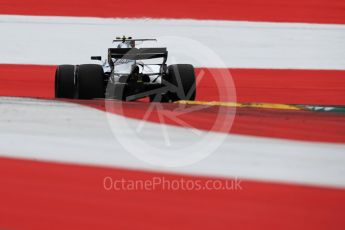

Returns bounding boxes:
[1,1,345,229]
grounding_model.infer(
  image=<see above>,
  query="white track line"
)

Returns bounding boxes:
[0,15,345,69]
[0,97,344,188]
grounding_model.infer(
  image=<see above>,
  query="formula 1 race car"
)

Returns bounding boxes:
[55,36,196,102]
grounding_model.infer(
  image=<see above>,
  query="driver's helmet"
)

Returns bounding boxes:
[117,36,135,48]
[117,42,133,48]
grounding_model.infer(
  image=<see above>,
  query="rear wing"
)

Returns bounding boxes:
[112,38,157,43]
[108,48,168,63]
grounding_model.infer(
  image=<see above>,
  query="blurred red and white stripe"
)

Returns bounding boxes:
[0,0,344,229]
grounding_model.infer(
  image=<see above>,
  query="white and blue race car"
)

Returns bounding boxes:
[55,36,196,102]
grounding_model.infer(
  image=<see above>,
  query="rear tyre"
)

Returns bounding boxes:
[55,65,76,98]
[75,64,105,99]
[150,64,196,103]
[165,64,196,102]
[149,93,170,103]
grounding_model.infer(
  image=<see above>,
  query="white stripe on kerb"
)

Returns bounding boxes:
[0,97,344,188]
[0,15,344,69]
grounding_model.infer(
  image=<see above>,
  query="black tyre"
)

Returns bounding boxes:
[149,93,171,102]
[150,64,196,103]
[55,65,76,98]
[166,64,196,102]
[75,64,105,99]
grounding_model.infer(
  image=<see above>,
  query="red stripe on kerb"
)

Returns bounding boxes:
[0,0,344,24]
[196,68,345,105]
[79,99,345,143]
[0,157,344,230]
[1,64,344,105]
[1,64,345,143]
[0,64,55,99]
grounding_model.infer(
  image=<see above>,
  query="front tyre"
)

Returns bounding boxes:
[55,65,76,99]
